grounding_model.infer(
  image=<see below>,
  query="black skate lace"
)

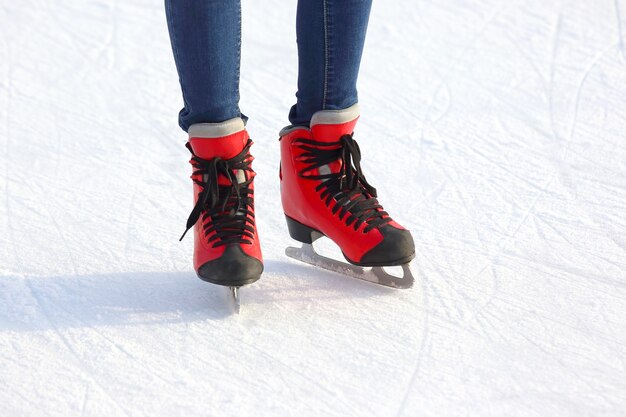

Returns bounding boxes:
[179,139,255,247]
[294,133,392,233]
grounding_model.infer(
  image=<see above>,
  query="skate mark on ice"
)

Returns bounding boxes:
[22,278,134,417]
[40,188,81,275]
[500,21,561,143]
[516,325,617,401]
[529,212,626,283]
[467,174,557,292]
[549,9,564,142]
[24,273,225,402]
[476,279,626,348]
[564,44,618,162]
[1,7,18,271]
[187,316,345,401]
[393,260,430,417]
[121,144,148,259]
[420,244,476,322]
[445,162,493,250]
[614,0,626,63]
[79,382,90,417]
[418,5,505,158]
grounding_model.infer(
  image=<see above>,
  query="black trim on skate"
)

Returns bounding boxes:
[285,214,323,244]
[197,245,263,287]
[355,225,415,267]
[285,215,415,267]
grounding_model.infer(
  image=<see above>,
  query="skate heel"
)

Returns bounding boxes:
[285,215,321,244]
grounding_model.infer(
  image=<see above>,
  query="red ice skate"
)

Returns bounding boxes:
[180,118,263,295]
[279,104,415,288]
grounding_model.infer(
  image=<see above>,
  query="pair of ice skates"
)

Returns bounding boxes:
[179,104,415,308]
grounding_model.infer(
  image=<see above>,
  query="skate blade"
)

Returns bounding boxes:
[229,286,241,314]
[285,243,414,289]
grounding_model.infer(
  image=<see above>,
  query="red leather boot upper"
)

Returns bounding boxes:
[279,105,411,265]
[182,119,262,276]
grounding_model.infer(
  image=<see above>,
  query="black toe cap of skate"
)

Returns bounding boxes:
[197,246,263,287]
[357,226,416,267]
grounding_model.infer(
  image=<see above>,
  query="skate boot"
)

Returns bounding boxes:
[279,104,415,288]
[180,118,263,292]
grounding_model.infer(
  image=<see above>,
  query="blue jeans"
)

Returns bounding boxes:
[165,0,372,131]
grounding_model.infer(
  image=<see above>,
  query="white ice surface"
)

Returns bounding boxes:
[1,1,626,416]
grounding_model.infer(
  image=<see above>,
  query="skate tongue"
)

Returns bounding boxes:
[307,104,360,175]
[310,104,360,143]
[187,118,252,187]
[188,118,247,160]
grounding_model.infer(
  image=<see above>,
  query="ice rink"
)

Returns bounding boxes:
[1,0,625,416]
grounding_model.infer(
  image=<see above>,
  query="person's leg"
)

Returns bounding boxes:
[165,0,244,131]
[166,1,262,289]
[289,0,373,126]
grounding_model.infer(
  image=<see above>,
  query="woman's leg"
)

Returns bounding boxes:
[166,1,262,289]
[165,0,244,131]
[289,0,373,126]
